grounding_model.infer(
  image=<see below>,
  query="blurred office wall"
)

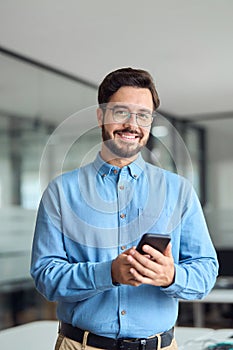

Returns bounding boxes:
[0,48,232,329]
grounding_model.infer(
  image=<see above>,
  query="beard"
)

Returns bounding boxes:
[101,125,148,159]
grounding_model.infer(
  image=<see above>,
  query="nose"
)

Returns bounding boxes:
[124,112,138,127]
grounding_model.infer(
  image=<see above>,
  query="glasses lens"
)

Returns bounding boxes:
[109,107,153,126]
[112,108,129,122]
[136,113,153,126]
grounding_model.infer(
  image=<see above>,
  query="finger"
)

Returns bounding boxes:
[140,245,165,263]
[128,250,161,274]
[128,255,158,279]
[123,246,137,255]
[163,242,172,257]
[129,247,154,260]
[129,267,154,285]
[125,270,142,286]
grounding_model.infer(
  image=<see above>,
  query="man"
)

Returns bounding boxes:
[31,68,218,350]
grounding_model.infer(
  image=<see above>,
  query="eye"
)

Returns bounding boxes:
[114,109,129,117]
[137,113,151,120]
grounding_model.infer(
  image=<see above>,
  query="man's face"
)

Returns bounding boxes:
[98,86,153,161]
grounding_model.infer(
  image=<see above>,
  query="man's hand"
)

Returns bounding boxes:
[127,243,175,287]
[111,248,142,287]
[111,244,175,287]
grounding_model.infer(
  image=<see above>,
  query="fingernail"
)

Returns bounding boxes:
[128,255,133,262]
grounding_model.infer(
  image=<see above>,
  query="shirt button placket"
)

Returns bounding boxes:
[117,172,129,337]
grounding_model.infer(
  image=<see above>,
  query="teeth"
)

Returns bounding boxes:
[121,133,136,139]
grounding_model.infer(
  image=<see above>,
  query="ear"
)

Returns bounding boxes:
[97,108,104,128]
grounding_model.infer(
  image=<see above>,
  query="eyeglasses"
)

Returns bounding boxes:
[104,107,154,127]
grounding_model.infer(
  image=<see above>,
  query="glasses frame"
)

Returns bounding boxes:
[103,107,155,127]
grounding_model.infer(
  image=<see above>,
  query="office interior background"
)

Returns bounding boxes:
[0,0,233,331]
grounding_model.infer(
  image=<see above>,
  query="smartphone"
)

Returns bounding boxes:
[136,233,171,254]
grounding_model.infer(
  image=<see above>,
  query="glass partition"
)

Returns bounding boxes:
[0,51,98,209]
[0,50,98,329]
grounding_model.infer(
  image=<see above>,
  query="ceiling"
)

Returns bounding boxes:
[0,0,233,124]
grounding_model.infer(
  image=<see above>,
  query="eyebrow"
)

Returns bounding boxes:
[111,104,152,114]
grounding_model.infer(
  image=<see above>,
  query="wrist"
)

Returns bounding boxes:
[111,259,120,285]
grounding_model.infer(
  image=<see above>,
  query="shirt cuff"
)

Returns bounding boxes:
[160,264,187,296]
[94,260,119,290]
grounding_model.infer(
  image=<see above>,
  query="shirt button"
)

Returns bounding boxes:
[121,310,126,316]
[120,213,126,219]
[121,246,126,250]
[113,169,118,174]
[133,174,138,178]
[119,185,124,190]
[102,174,107,177]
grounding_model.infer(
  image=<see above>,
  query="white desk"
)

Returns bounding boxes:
[0,321,58,350]
[176,327,233,350]
[180,289,233,327]
[175,327,214,348]
[0,321,232,350]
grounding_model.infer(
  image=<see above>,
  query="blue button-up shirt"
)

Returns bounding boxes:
[31,153,218,338]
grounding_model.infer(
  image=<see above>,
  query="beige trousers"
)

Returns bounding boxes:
[55,332,178,350]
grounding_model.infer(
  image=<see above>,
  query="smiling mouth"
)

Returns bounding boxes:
[115,129,141,142]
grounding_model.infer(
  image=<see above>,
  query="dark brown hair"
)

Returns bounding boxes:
[98,67,160,110]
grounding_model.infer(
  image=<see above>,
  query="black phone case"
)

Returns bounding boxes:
[136,233,171,254]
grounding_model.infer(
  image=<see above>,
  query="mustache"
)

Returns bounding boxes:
[114,127,142,137]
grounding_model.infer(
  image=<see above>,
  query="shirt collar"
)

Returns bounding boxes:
[127,153,145,179]
[93,152,145,180]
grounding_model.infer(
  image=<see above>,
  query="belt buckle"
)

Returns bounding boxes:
[140,339,147,350]
[117,337,149,350]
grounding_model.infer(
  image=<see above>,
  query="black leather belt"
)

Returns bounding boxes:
[60,322,174,350]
